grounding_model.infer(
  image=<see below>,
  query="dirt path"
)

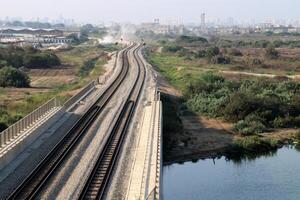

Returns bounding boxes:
[221,70,300,80]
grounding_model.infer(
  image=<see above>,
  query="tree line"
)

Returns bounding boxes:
[0,46,61,87]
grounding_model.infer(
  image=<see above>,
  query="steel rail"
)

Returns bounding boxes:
[79,44,146,200]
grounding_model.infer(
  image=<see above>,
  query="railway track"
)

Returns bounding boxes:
[7,44,136,200]
[79,44,146,200]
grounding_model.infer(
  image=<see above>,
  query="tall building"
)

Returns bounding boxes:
[154,18,160,25]
[201,13,206,28]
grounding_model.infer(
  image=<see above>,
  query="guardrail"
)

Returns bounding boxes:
[0,97,61,147]
[156,92,162,200]
[63,80,96,111]
[147,91,162,200]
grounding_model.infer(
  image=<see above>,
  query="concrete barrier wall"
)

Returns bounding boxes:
[0,108,65,170]
[0,97,61,147]
[156,95,162,200]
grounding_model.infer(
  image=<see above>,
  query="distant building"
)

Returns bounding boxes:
[201,13,206,29]
[0,28,72,47]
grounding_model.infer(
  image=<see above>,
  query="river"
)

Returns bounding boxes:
[163,145,300,200]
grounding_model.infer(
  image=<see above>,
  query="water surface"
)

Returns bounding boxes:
[163,146,300,200]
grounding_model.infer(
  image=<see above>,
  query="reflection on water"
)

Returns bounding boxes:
[226,148,278,165]
[163,146,300,200]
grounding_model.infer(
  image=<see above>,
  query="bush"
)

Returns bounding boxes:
[233,136,278,152]
[247,58,262,65]
[210,55,231,64]
[265,46,279,59]
[195,50,206,58]
[273,116,300,128]
[254,40,271,48]
[0,66,30,87]
[206,46,220,58]
[163,45,183,53]
[177,35,208,43]
[0,47,61,69]
[0,122,7,132]
[184,71,300,133]
[234,114,267,135]
[228,48,243,56]
[0,109,23,132]
[79,58,98,77]
[23,53,60,68]
[295,131,300,141]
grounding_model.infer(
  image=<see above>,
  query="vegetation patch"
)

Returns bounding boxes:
[230,136,280,154]
[0,46,61,69]
[0,66,30,87]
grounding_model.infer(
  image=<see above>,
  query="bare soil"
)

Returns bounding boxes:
[29,66,77,88]
[166,112,238,164]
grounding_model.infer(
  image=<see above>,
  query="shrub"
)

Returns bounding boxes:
[234,115,267,135]
[0,122,7,132]
[0,66,30,87]
[79,58,98,77]
[163,45,183,53]
[23,53,60,68]
[233,136,265,150]
[254,40,271,48]
[195,50,206,58]
[0,109,21,132]
[295,131,300,140]
[228,48,243,56]
[177,35,208,43]
[247,58,262,65]
[233,136,278,152]
[206,46,220,58]
[265,46,279,59]
[210,55,231,64]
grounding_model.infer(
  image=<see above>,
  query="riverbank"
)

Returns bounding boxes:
[163,90,299,165]
[158,73,300,165]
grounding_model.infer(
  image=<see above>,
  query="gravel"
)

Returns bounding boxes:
[104,46,157,200]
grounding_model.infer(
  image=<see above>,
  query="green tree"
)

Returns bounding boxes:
[206,46,220,59]
[0,66,30,87]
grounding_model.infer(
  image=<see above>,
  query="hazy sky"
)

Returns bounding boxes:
[1,0,299,24]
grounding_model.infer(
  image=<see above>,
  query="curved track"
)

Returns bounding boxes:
[7,44,136,200]
[79,44,146,200]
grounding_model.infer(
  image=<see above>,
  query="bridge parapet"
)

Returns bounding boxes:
[0,97,61,148]
[126,89,162,200]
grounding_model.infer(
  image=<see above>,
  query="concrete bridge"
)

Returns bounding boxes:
[0,45,162,199]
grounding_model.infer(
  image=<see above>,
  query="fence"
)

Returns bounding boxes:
[146,91,162,200]
[0,97,61,147]
[63,80,96,111]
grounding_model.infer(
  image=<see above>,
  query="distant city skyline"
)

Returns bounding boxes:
[1,0,300,25]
